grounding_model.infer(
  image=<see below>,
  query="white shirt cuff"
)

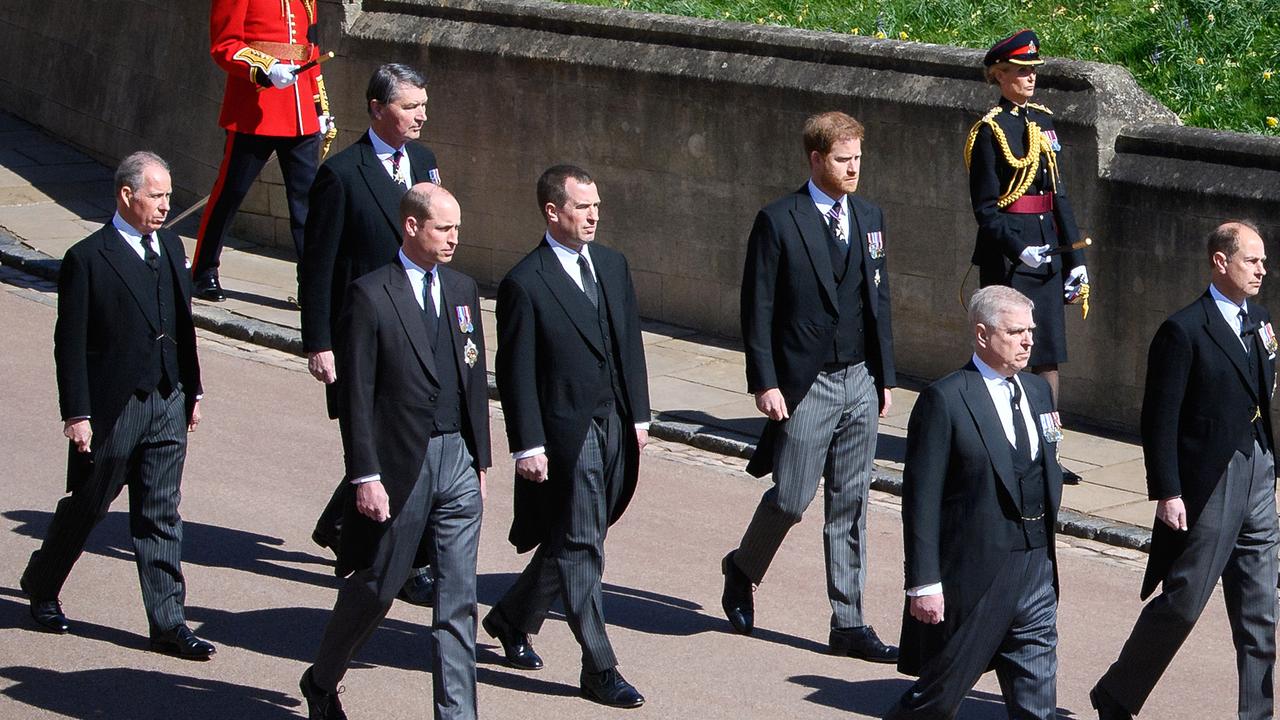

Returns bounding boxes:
[350,474,381,485]
[906,583,943,597]
[635,422,650,431]
[513,446,545,460]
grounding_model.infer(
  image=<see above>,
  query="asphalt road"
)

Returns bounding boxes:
[0,269,1252,719]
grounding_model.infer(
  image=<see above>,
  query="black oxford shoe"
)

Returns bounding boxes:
[397,568,435,607]
[482,607,543,670]
[300,666,347,720]
[149,624,216,660]
[1089,685,1133,720]
[580,667,645,709]
[193,277,226,302]
[720,550,755,635]
[1062,467,1083,485]
[829,625,898,663]
[20,575,69,634]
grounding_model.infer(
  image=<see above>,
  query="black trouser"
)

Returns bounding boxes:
[192,131,319,286]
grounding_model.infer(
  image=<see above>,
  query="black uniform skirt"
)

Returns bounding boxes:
[979,260,1068,366]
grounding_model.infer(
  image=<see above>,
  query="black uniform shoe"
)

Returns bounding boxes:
[193,277,226,302]
[721,550,755,635]
[397,568,435,607]
[580,667,645,709]
[300,667,347,720]
[149,624,216,660]
[1062,466,1083,485]
[482,607,543,670]
[20,575,69,634]
[1089,685,1133,720]
[829,625,898,663]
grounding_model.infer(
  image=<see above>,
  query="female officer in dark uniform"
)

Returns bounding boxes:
[966,29,1090,481]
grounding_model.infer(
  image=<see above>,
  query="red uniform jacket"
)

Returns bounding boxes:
[211,0,322,137]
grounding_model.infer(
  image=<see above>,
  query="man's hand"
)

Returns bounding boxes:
[188,400,202,432]
[1019,244,1051,269]
[515,453,549,483]
[478,469,487,502]
[266,62,301,89]
[355,481,391,522]
[1156,496,1188,531]
[64,419,92,453]
[909,594,945,625]
[308,350,337,384]
[755,388,789,421]
[880,388,894,419]
[636,428,649,453]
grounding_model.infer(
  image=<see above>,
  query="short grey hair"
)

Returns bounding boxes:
[115,151,169,192]
[968,285,1034,328]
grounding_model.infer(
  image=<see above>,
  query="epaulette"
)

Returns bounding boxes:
[1026,102,1053,115]
[963,107,1005,170]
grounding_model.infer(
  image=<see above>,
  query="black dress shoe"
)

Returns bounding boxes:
[829,625,898,663]
[397,567,435,607]
[149,624,216,660]
[721,550,755,635]
[311,526,339,552]
[20,575,69,634]
[1062,467,1083,485]
[580,667,645,709]
[1089,685,1132,720]
[482,607,543,670]
[193,277,226,302]
[300,667,347,720]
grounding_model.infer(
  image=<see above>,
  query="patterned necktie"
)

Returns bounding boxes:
[391,149,407,188]
[827,201,846,245]
[141,233,159,271]
[578,254,599,308]
[1008,377,1031,466]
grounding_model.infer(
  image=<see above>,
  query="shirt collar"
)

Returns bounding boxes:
[111,211,145,241]
[545,230,593,265]
[807,179,845,214]
[1209,282,1247,319]
[398,248,435,284]
[972,352,1017,385]
[368,128,404,159]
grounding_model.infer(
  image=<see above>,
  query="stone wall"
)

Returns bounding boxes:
[2,0,1279,431]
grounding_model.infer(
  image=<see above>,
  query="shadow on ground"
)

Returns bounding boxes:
[790,675,1079,718]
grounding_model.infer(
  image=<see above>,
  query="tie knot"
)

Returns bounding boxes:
[1007,377,1022,403]
[577,254,590,272]
[828,201,842,220]
[392,149,403,163]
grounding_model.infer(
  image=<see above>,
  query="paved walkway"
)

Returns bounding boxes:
[0,110,1161,541]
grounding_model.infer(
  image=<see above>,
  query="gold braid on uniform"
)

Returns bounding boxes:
[963,106,1061,208]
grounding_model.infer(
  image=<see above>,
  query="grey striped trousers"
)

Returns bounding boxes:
[735,362,879,628]
[496,410,625,672]
[23,387,190,633]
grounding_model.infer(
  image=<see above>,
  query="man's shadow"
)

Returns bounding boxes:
[0,665,301,720]
[791,675,1077,718]
[5,510,338,587]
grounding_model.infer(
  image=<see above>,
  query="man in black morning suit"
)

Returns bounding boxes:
[19,151,216,659]
[721,111,898,663]
[300,63,440,605]
[484,165,651,709]
[1091,221,1279,720]
[887,286,1063,719]
[300,184,490,720]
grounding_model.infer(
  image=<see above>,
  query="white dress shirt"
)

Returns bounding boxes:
[807,180,849,244]
[512,232,649,460]
[907,353,1040,598]
[368,128,411,186]
[112,212,161,261]
[350,252,439,486]
[1209,283,1250,350]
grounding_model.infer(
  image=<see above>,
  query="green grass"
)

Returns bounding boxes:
[566,0,1280,135]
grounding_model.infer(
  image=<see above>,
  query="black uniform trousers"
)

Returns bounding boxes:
[22,387,190,634]
[192,131,320,285]
[494,408,626,672]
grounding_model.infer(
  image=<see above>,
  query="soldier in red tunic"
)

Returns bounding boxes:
[194,0,335,301]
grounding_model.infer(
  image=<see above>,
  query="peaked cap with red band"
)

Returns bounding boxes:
[983,29,1045,67]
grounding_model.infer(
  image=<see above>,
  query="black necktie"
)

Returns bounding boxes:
[141,233,158,271]
[1008,377,1032,466]
[423,272,439,340]
[1240,307,1251,354]
[578,254,598,308]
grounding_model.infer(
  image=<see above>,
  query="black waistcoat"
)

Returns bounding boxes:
[827,226,866,365]
[431,294,463,434]
[137,251,180,394]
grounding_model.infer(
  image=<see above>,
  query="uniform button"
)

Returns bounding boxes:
[430,393,438,401]
[1038,214,1044,220]
[598,361,605,368]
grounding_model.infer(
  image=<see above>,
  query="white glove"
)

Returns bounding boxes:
[318,114,336,135]
[266,62,300,90]
[1019,244,1051,269]
[1066,265,1089,288]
